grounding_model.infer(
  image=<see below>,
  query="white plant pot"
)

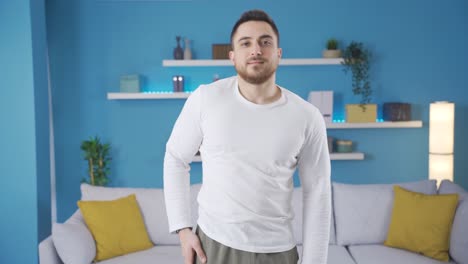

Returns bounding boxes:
[322,49,342,58]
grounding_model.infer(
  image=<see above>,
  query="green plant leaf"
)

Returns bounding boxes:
[342,41,373,104]
[81,136,112,186]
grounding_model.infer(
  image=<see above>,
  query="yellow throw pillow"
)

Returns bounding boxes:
[384,185,458,261]
[77,194,153,261]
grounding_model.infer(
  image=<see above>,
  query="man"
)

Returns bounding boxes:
[164,9,331,264]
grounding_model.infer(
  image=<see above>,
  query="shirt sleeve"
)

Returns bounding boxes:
[297,111,332,264]
[163,86,204,233]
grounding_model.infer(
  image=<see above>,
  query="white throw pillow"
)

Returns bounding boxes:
[52,216,96,264]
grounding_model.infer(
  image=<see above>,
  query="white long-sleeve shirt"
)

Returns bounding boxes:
[164,76,331,263]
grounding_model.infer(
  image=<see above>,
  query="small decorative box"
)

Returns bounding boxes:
[120,75,141,93]
[346,104,377,123]
[212,44,231,60]
[383,103,411,121]
[335,140,353,153]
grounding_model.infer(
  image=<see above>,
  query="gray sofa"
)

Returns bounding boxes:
[39,180,468,264]
[315,179,467,264]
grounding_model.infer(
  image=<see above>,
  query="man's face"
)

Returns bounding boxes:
[230,21,282,85]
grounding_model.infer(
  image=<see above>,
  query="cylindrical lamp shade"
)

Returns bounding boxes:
[429,154,453,183]
[429,101,455,183]
[429,102,454,154]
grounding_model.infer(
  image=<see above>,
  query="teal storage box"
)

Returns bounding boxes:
[120,75,141,93]
[336,140,353,153]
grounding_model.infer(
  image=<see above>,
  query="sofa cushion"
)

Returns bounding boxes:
[81,183,201,245]
[348,245,457,264]
[78,194,154,261]
[52,211,95,264]
[99,244,352,264]
[438,180,468,264]
[384,186,458,261]
[297,245,355,264]
[333,180,437,246]
[97,246,184,264]
[292,187,336,245]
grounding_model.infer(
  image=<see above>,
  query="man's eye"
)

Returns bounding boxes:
[262,40,272,46]
[241,42,250,47]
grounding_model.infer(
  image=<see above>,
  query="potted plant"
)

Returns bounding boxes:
[322,38,342,58]
[81,136,111,186]
[341,41,376,123]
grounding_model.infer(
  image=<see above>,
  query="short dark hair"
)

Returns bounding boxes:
[230,9,280,48]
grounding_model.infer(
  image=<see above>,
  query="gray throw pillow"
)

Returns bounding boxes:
[438,180,468,264]
[333,180,437,246]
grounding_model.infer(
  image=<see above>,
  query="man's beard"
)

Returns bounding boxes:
[235,58,278,85]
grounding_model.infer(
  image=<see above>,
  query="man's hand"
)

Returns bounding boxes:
[178,228,207,264]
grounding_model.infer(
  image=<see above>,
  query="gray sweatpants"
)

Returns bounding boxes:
[195,227,299,264]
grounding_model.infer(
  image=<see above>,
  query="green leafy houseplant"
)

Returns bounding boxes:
[323,38,342,58]
[341,41,372,106]
[327,38,338,50]
[81,136,111,186]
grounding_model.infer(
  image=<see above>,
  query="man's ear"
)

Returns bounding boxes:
[277,48,282,59]
[229,50,235,62]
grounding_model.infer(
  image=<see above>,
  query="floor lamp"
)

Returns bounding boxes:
[429,101,455,185]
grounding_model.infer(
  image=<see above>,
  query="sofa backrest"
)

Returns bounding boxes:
[438,180,468,264]
[80,183,338,246]
[80,183,201,245]
[332,180,437,246]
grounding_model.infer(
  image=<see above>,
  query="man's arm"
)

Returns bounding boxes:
[164,87,207,264]
[297,112,331,264]
[163,86,204,232]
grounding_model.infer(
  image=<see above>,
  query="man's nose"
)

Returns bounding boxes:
[250,42,262,56]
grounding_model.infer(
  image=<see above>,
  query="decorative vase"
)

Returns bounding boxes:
[173,36,183,60]
[184,38,192,60]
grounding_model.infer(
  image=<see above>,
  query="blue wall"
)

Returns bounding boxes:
[31,0,52,244]
[45,0,468,222]
[0,0,50,263]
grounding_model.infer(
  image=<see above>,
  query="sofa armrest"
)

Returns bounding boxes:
[39,235,63,264]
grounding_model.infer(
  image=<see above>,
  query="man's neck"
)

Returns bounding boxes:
[237,76,281,105]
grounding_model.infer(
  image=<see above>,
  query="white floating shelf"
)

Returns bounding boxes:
[326,121,423,129]
[280,58,343,65]
[107,92,191,100]
[192,152,364,162]
[163,60,232,67]
[106,95,423,130]
[162,58,343,67]
[330,152,365,160]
